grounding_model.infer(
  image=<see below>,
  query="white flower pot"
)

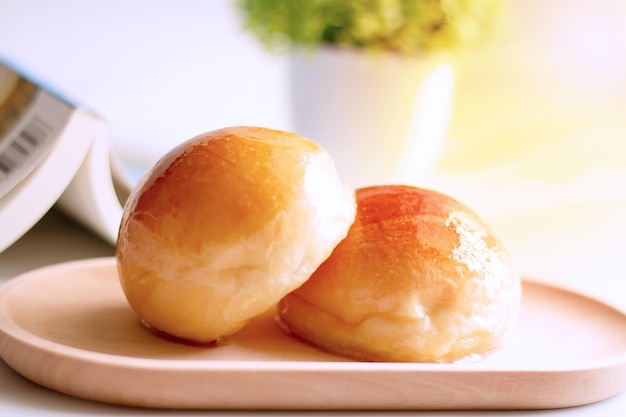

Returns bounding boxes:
[289,46,454,188]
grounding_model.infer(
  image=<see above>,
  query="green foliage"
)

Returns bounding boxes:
[237,0,502,55]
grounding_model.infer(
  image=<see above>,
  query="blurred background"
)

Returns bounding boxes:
[1,0,625,303]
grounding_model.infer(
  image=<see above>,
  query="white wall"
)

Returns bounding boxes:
[2,0,625,187]
[0,0,290,176]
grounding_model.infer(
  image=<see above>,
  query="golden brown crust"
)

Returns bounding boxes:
[278,185,521,363]
[121,126,320,250]
[116,126,356,343]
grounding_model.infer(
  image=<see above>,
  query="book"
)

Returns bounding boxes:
[0,60,133,253]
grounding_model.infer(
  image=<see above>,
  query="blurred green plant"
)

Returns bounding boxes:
[237,0,502,55]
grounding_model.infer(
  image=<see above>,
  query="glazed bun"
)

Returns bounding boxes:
[278,185,520,363]
[116,126,356,343]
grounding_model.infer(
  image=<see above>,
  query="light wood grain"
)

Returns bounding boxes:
[0,257,625,410]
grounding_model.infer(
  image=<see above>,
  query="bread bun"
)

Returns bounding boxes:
[116,126,356,343]
[278,185,520,362]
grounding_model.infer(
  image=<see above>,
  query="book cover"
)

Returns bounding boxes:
[0,60,132,252]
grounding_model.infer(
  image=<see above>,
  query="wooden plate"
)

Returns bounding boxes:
[0,257,625,410]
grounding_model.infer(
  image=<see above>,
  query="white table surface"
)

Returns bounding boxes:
[2,0,626,415]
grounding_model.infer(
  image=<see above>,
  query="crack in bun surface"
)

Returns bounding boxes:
[116,126,356,343]
[278,185,521,363]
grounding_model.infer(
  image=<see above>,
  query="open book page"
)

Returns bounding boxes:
[0,61,132,252]
[56,121,132,246]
